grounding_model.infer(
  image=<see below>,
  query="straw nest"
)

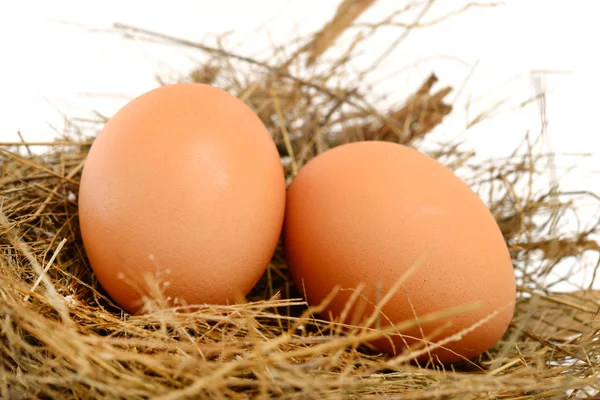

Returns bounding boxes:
[1,1,599,399]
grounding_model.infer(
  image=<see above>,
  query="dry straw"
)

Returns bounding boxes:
[2,1,600,398]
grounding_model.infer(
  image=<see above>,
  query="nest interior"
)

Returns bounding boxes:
[1,1,600,399]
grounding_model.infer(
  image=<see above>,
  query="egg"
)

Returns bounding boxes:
[78,83,286,314]
[283,141,516,363]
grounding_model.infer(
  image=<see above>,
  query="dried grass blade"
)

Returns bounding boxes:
[305,0,377,67]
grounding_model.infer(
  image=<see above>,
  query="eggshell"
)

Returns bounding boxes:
[283,141,516,363]
[78,83,286,314]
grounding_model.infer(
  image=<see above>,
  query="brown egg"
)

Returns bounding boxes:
[283,141,516,363]
[78,83,286,314]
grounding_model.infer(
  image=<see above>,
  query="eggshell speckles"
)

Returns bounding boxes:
[283,141,516,363]
[78,83,286,314]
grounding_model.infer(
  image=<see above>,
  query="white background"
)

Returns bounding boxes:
[1,0,599,290]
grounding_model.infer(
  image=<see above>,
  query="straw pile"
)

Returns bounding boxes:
[1,1,599,398]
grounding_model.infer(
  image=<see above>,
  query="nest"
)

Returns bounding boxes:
[1,1,600,398]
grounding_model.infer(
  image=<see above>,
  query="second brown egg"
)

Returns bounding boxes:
[283,141,516,363]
